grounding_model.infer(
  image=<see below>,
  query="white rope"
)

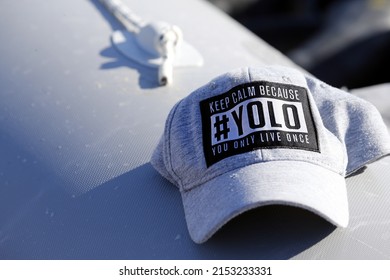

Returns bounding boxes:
[99,0,145,31]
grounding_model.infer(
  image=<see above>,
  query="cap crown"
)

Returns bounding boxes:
[152,66,390,192]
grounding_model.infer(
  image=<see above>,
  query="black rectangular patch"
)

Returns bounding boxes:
[200,81,319,167]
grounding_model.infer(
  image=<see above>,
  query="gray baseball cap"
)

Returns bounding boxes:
[151,66,390,244]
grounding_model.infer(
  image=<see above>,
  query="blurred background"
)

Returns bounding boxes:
[207,0,390,90]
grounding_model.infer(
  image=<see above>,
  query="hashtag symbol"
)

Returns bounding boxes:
[213,114,230,141]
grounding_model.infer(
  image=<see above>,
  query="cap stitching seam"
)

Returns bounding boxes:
[166,100,183,187]
[181,158,344,193]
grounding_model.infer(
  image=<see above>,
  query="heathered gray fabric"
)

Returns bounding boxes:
[151,66,390,244]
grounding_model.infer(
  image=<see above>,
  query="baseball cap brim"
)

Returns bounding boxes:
[181,160,348,244]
